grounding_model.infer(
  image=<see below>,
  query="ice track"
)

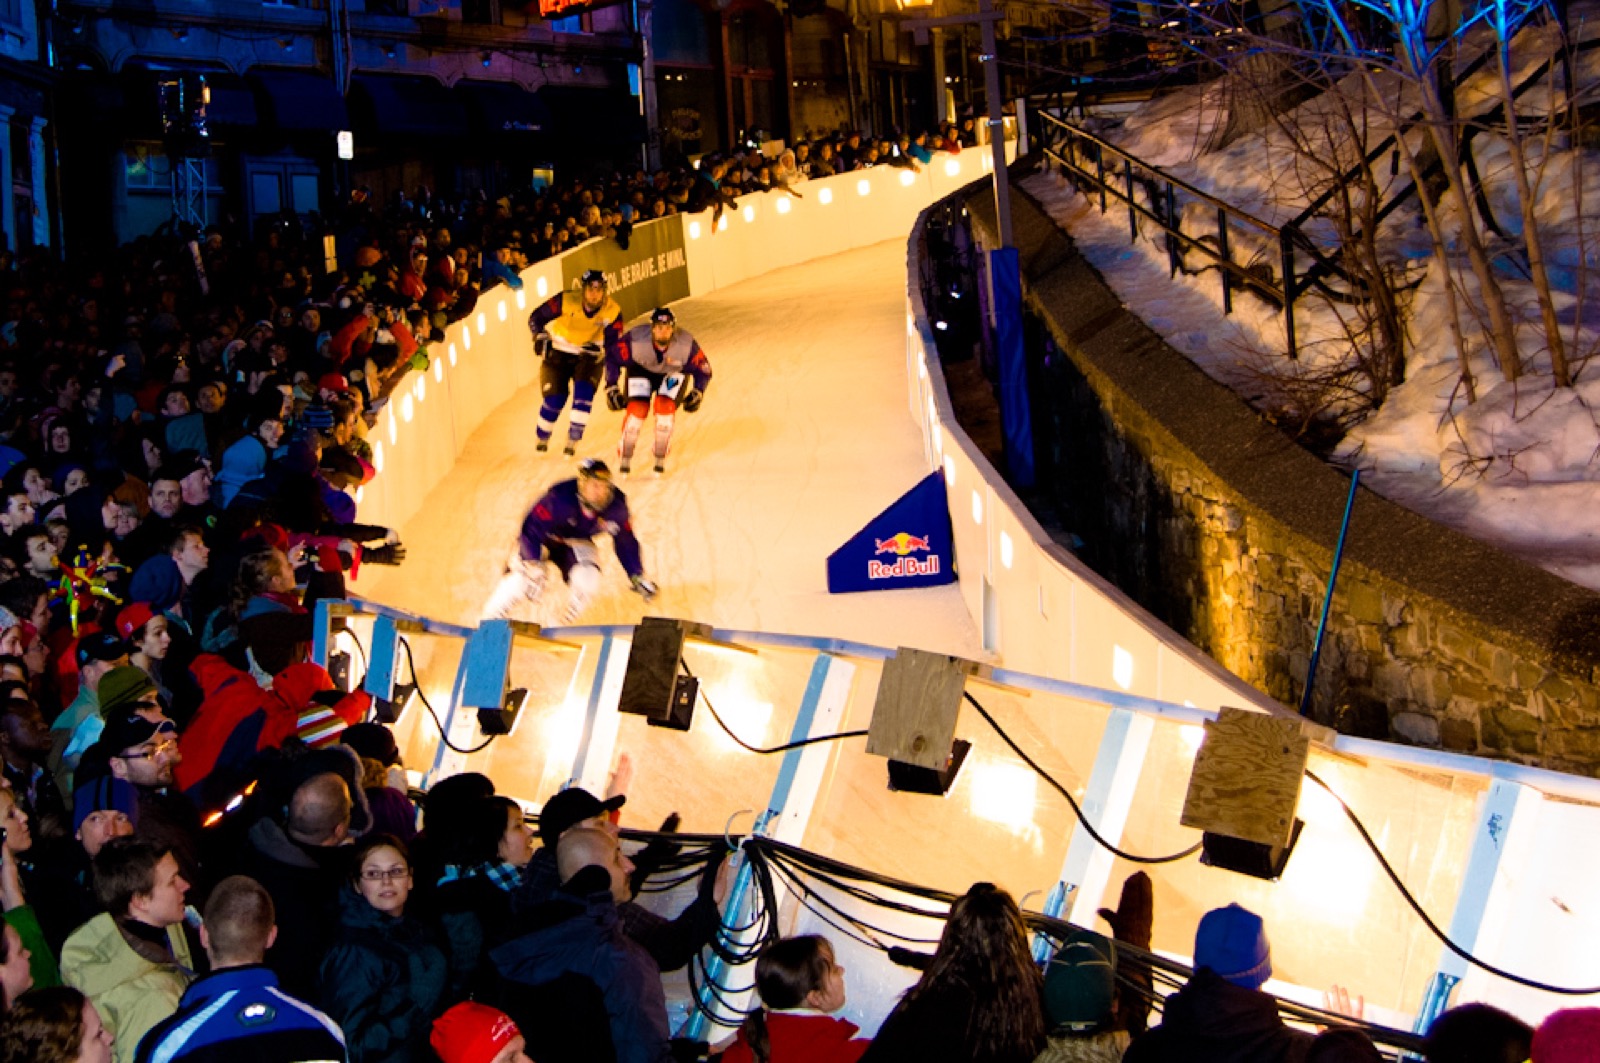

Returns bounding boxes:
[356,239,984,658]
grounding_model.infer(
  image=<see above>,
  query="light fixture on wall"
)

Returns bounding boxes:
[481,51,493,67]
[384,44,397,59]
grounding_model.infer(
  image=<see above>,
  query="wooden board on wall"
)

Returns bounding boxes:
[866,647,973,770]
[1180,707,1309,848]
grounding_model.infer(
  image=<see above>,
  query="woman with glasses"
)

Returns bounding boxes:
[319,833,447,1063]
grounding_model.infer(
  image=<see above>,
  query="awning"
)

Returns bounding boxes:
[249,69,349,131]
[350,75,468,137]
[203,76,259,127]
[535,86,645,147]
[456,79,551,136]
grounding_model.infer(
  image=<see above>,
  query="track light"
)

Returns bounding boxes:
[478,686,528,736]
[373,681,416,724]
[888,739,970,796]
[481,51,493,67]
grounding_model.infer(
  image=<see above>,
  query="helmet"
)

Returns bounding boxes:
[575,458,615,510]
[650,307,675,325]
[580,269,606,287]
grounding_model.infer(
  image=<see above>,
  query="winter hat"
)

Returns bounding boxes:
[72,775,141,835]
[431,1002,521,1063]
[537,786,624,849]
[1533,1008,1600,1063]
[318,372,349,394]
[76,630,128,668]
[114,603,158,643]
[128,555,187,613]
[97,666,158,717]
[1194,903,1271,989]
[0,605,20,633]
[1043,929,1117,1034]
[342,722,400,767]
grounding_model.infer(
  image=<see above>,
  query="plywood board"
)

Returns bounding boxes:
[1180,707,1308,847]
[866,647,973,770]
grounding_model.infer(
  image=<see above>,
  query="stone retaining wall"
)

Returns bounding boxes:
[967,180,1600,775]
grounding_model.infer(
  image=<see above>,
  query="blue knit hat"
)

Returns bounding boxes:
[72,776,140,835]
[1195,903,1271,988]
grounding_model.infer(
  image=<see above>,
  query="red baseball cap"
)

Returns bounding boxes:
[431,1003,520,1063]
[318,372,349,394]
[116,602,157,642]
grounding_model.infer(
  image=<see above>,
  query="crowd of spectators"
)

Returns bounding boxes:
[0,124,1581,1063]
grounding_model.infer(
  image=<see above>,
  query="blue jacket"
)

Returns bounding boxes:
[134,964,347,1063]
[516,479,644,578]
[490,880,672,1063]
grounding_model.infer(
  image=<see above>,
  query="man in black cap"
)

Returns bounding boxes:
[511,780,725,973]
[50,630,132,801]
[85,704,205,899]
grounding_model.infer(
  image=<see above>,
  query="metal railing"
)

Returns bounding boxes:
[1036,109,1310,357]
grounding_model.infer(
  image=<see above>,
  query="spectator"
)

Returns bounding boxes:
[1531,1008,1600,1063]
[0,786,60,991]
[59,838,196,1063]
[861,882,1045,1063]
[127,526,207,623]
[340,722,417,842]
[133,875,345,1063]
[318,833,446,1063]
[1036,929,1128,1063]
[51,632,129,801]
[85,707,202,896]
[112,604,170,706]
[491,825,674,1063]
[721,935,865,1063]
[30,776,137,954]
[1122,903,1311,1063]
[1423,1002,1533,1063]
[239,770,353,999]
[60,665,156,798]
[0,692,66,841]
[0,985,114,1063]
[433,795,532,1000]
[431,1002,533,1063]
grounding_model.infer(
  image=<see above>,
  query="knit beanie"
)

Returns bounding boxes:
[1533,1008,1600,1063]
[72,776,141,835]
[1043,929,1117,1034]
[1194,903,1272,988]
[97,666,158,717]
[431,1002,520,1063]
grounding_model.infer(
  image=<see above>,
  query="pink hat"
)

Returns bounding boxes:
[431,1002,520,1063]
[1533,1008,1600,1063]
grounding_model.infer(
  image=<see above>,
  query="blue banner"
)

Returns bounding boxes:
[826,472,957,593]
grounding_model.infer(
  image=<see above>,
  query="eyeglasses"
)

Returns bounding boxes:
[119,737,176,761]
[361,867,410,883]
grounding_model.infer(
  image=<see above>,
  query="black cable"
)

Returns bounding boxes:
[965,692,1203,864]
[399,637,497,755]
[1306,770,1600,996]
[340,623,370,689]
[681,661,868,755]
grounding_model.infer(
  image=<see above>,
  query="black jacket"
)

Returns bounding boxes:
[317,887,447,1063]
[1122,969,1314,1063]
[491,872,672,1063]
[239,817,349,1000]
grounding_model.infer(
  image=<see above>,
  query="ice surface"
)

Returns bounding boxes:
[355,239,984,656]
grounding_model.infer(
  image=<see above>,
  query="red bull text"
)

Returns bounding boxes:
[869,531,937,578]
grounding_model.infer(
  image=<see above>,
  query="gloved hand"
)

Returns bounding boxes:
[364,543,407,566]
[630,574,658,602]
[681,388,704,413]
[407,350,429,373]
[580,342,603,356]
[628,812,682,896]
[605,385,626,411]
[533,332,552,358]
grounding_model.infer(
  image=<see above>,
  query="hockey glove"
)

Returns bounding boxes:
[533,332,552,358]
[605,385,626,412]
[580,341,603,357]
[681,388,704,413]
[364,543,407,566]
[630,575,658,602]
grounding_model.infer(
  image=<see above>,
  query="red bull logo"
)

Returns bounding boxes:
[874,532,932,556]
[868,555,941,579]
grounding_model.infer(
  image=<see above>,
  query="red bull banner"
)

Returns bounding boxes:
[827,472,956,593]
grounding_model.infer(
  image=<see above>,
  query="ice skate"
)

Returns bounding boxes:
[563,441,577,457]
[653,459,666,475]
[619,458,631,475]
[536,439,549,453]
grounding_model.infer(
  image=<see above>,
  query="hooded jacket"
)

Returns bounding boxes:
[60,912,198,1063]
[240,815,349,1002]
[318,886,447,1063]
[490,875,672,1063]
[1121,969,1314,1063]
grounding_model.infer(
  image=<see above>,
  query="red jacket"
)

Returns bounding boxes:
[720,1013,868,1063]
[177,657,366,808]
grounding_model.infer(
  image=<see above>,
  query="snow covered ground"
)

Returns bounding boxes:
[354,239,984,656]
[1028,18,1600,589]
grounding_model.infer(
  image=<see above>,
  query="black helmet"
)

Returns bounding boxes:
[650,306,675,325]
[580,269,606,287]
[577,457,612,482]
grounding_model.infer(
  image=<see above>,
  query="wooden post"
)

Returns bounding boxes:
[866,647,975,770]
[1180,706,1333,847]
